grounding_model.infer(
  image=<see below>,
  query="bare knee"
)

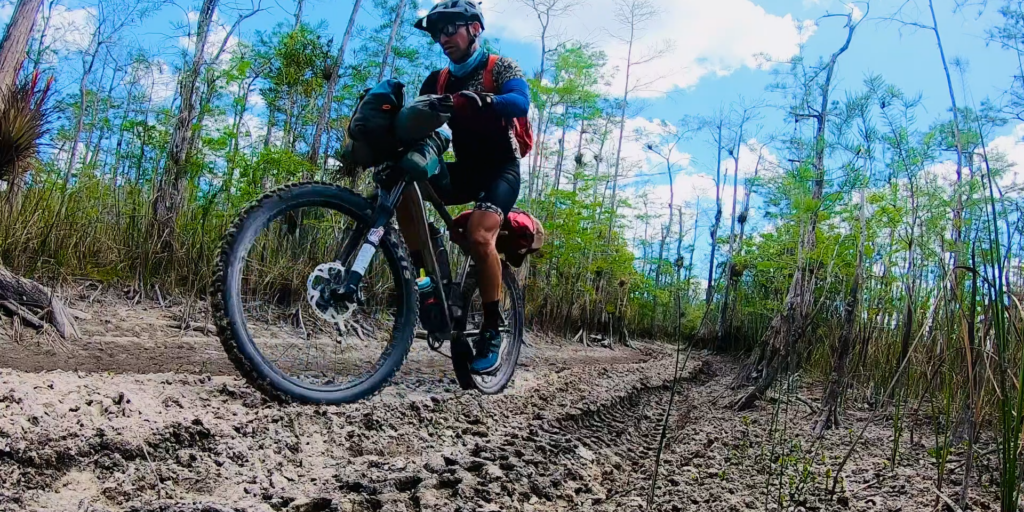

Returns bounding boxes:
[468,226,496,255]
[466,212,500,256]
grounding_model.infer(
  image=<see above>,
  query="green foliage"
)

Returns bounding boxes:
[3,8,1024,500]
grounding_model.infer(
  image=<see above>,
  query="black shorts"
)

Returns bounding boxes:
[428,159,521,222]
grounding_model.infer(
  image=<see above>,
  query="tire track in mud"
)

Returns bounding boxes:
[294,361,701,512]
[0,343,697,512]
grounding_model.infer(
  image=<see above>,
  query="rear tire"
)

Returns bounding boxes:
[212,182,417,404]
[452,262,525,394]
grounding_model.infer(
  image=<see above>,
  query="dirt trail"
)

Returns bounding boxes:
[0,298,1001,511]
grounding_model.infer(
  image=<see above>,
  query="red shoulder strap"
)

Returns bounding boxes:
[482,55,499,93]
[437,68,450,95]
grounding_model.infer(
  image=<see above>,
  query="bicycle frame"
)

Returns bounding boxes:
[337,168,472,342]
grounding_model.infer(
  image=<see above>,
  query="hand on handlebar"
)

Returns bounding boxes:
[431,94,455,114]
[448,91,495,115]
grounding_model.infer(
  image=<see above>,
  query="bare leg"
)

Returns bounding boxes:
[466,210,502,303]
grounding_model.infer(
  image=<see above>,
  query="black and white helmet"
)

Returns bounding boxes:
[414,0,485,32]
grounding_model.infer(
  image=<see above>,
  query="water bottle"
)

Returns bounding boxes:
[416,270,447,333]
[416,271,434,295]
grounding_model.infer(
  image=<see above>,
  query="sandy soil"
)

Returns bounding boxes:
[0,296,1002,511]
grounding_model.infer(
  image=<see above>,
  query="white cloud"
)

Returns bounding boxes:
[921,124,1024,194]
[623,116,691,166]
[622,135,780,242]
[131,59,177,104]
[846,2,864,22]
[647,172,721,210]
[179,10,241,65]
[987,123,1024,192]
[47,5,97,53]
[724,138,779,179]
[483,0,815,97]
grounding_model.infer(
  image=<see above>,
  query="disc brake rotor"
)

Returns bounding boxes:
[306,262,355,327]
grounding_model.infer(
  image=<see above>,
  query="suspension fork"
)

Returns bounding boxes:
[335,182,406,304]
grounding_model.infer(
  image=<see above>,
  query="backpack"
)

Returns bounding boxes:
[436,55,534,158]
[452,207,545,268]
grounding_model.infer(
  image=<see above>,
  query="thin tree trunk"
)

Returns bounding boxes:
[605,26,634,244]
[705,119,724,307]
[553,108,570,190]
[309,0,362,168]
[64,70,91,186]
[735,12,862,410]
[263,107,275,149]
[572,118,585,192]
[378,0,407,82]
[80,53,109,167]
[29,0,57,77]
[63,43,101,188]
[152,0,218,247]
[717,120,747,344]
[225,78,253,192]
[133,93,154,189]
[719,150,762,348]
[87,61,119,170]
[189,8,259,158]
[293,0,304,30]
[0,0,43,91]
[110,81,139,186]
[927,0,965,257]
[695,119,724,342]
[814,183,867,436]
[526,19,550,202]
[684,198,700,293]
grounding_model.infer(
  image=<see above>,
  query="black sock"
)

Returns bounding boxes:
[482,300,501,332]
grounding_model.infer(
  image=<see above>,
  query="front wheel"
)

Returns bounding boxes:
[211,182,417,404]
[451,262,525,394]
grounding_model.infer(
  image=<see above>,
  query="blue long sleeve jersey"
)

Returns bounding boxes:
[490,77,530,118]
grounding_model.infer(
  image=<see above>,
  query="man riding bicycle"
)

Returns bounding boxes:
[398,0,530,374]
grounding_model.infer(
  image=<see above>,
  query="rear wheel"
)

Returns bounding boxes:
[212,182,417,404]
[451,262,524,394]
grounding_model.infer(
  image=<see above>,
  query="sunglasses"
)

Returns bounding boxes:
[431,23,466,42]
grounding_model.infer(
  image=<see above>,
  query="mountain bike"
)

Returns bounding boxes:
[211,164,525,404]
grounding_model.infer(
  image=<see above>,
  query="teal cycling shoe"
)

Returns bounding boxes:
[470,329,502,374]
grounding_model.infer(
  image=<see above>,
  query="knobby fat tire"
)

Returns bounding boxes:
[212,181,418,404]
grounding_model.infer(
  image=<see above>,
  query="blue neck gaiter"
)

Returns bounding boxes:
[449,47,486,77]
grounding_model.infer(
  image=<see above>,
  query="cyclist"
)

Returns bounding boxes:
[400,0,530,373]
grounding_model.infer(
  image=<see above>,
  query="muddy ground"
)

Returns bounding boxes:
[0,295,1002,511]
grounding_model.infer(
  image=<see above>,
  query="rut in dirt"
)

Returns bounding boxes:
[293,380,696,511]
[0,330,704,512]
